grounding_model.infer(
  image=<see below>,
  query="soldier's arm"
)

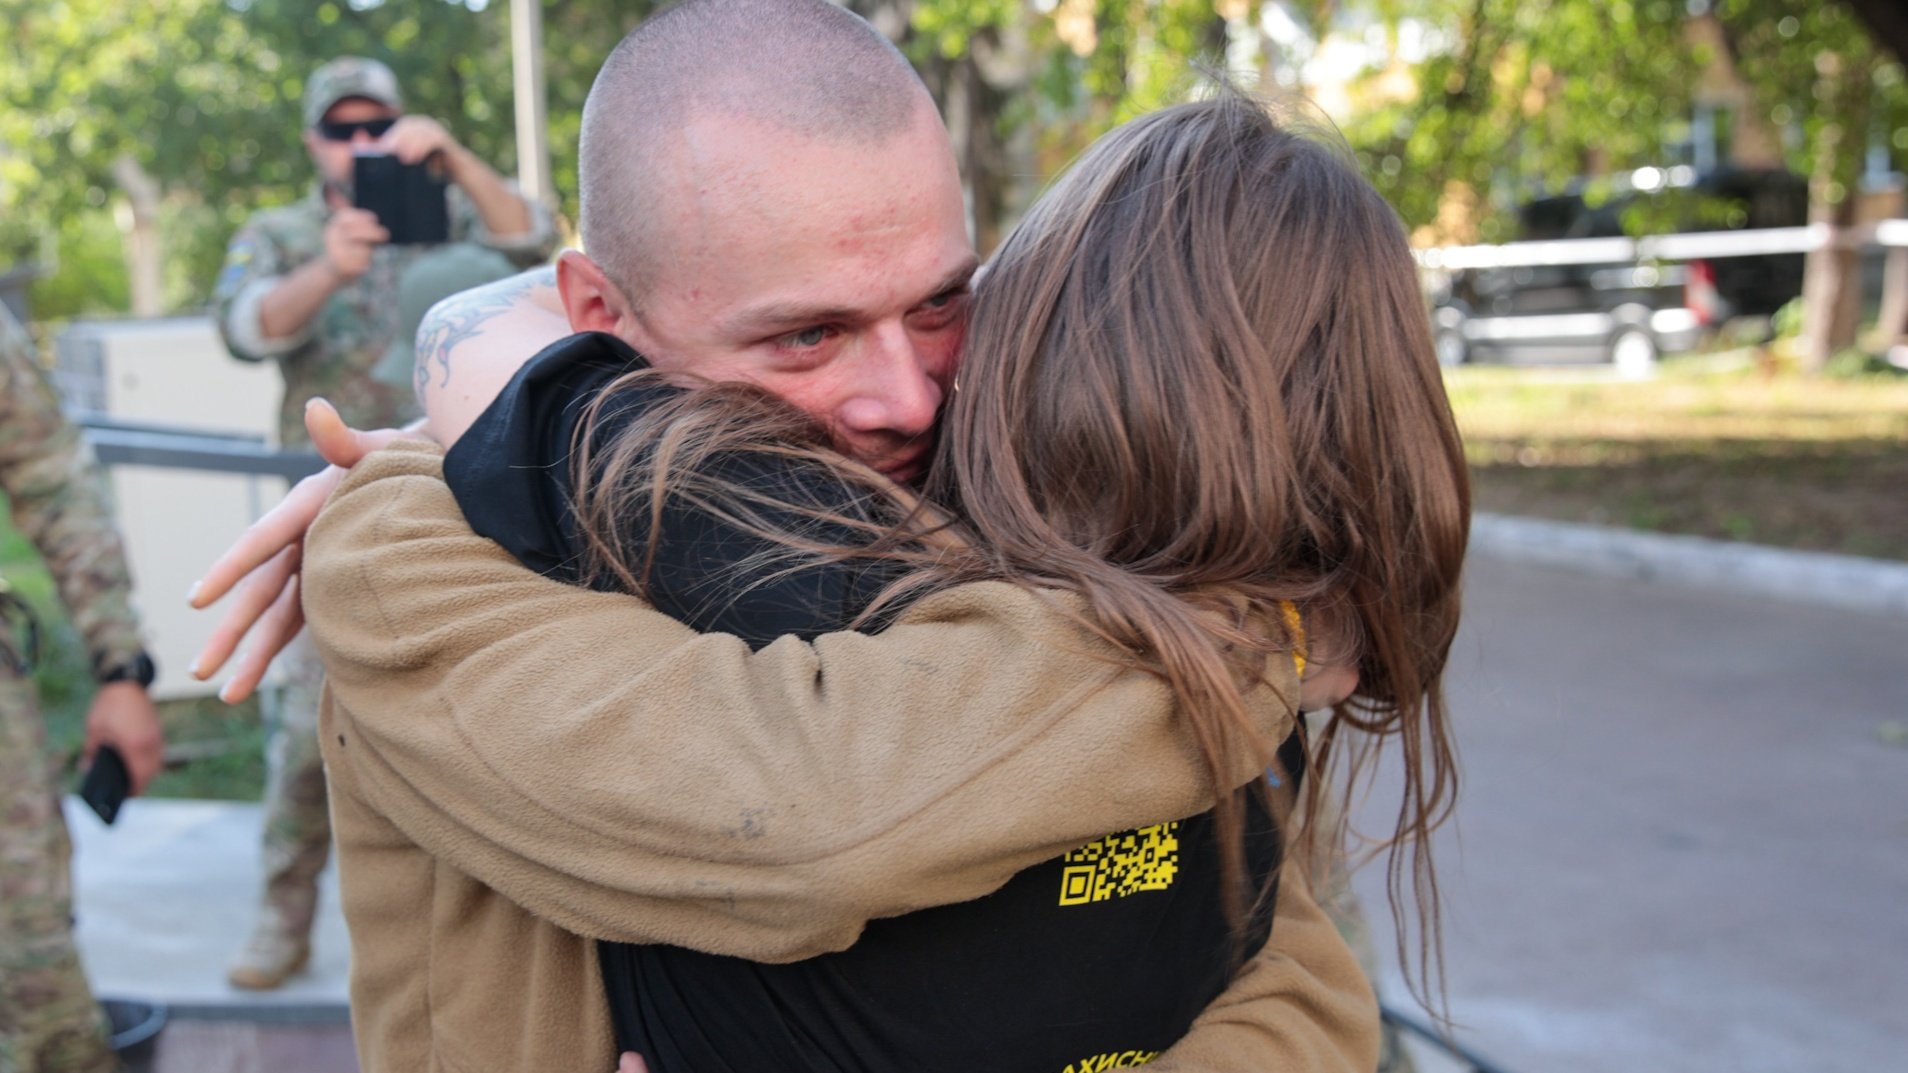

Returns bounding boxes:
[0,316,147,679]
[447,171,557,267]
[214,220,313,362]
[0,314,165,789]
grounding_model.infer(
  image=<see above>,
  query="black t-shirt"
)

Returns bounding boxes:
[445,332,1290,1073]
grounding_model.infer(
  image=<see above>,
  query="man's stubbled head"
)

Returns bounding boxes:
[561,0,975,481]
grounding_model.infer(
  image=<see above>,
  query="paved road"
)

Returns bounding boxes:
[1354,556,1908,1073]
[153,1018,357,1073]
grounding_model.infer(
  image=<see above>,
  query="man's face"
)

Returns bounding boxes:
[617,105,976,484]
[304,97,401,190]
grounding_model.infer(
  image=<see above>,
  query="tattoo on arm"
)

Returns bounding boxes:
[412,266,558,406]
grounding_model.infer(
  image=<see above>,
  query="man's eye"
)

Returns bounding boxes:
[782,326,830,349]
[922,288,964,310]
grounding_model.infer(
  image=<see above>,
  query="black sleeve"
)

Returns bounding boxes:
[445,332,651,583]
[443,332,904,651]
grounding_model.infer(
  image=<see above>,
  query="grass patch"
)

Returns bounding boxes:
[1448,356,1908,561]
[2,517,264,800]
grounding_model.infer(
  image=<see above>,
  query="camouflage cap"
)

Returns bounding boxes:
[373,244,522,390]
[303,57,404,128]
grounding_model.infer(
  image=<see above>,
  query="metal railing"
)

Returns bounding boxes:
[1416,219,1908,271]
[76,415,323,483]
[1382,1004,1519,1073]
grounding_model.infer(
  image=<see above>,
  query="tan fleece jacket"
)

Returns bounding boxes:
[304,440,1378,1073]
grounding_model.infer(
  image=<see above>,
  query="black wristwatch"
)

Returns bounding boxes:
[98,651,157,690]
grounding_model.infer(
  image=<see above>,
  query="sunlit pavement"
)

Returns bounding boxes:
[67,797,351,1014]
[1357,555,1908,1073]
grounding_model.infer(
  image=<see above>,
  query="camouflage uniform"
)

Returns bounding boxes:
[0,307,147,1073]
[211,58,554,984]
[214,187,555,445]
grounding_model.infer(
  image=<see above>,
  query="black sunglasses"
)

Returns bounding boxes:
[316,117,397,142]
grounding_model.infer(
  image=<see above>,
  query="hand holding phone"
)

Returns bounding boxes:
[323,208,389,281]
[80,745,131,825]
[353,152,451,246]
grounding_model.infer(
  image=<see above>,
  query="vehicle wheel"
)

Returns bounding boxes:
[1434,327,1468,368]
[1609,328,1657,378]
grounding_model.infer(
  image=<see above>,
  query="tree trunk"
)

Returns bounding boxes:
[1844,0,1908,67]
[1797,50,1875,373]
[845,0,1029,256]
[1876,246,1908,344]
[1800,198,1864,371]
[111,154,164,317]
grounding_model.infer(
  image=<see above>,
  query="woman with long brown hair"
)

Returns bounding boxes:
[428,87,1469,1070]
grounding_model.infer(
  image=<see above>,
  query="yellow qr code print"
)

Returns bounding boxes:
[1058,821,1181,906]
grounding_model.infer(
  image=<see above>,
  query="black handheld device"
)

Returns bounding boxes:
[79,745,131,826]
[353,152,451,245]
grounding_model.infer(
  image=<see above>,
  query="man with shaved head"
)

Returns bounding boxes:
[197,2,1378,1070]
[411,0,974,486]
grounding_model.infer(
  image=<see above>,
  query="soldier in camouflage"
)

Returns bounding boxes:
[0,306,166,1073]
[211,55,555,990]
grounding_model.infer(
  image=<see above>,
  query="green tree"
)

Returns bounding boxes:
[1319,0,1906,367]
[1316,0,1702,245]
[0,0,659,319]
[4,0,1300,316]
[861,0,1253,252]
[1707,0,1908,366]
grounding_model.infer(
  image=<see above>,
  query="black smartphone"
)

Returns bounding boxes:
[79,745,131,826]
[353,152,451,245]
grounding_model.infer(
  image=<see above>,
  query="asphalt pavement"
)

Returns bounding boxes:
[1357,555,1908,1073]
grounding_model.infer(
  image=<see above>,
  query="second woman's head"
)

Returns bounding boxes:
[938,90,1470,706]
[933,93,1470,970]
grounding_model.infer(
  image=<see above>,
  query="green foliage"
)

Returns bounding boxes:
[0,514,94,760]
[1333,0,1906,244]
[1,0,656,317]
[910,0,1022,58]
[1823,347,1907,379]
[1712,0,1908,201]
[1333,0,1701,243]
[21,212,133,319]
[906,0,1251,247]
[1772,295,1807,338]
[10,0,1890,323]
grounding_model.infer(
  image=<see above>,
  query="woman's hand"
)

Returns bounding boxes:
[188,399,416,701]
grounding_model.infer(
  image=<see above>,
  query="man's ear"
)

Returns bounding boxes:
[556,250,634,336]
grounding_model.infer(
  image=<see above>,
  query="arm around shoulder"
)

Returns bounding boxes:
[303,442,1303,960]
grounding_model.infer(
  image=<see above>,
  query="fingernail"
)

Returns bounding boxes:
[187,580,201,604]
[188,659,203,679]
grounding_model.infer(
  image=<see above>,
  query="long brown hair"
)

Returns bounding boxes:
[575,88,1470,1003]
[929,89,1470,1004]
